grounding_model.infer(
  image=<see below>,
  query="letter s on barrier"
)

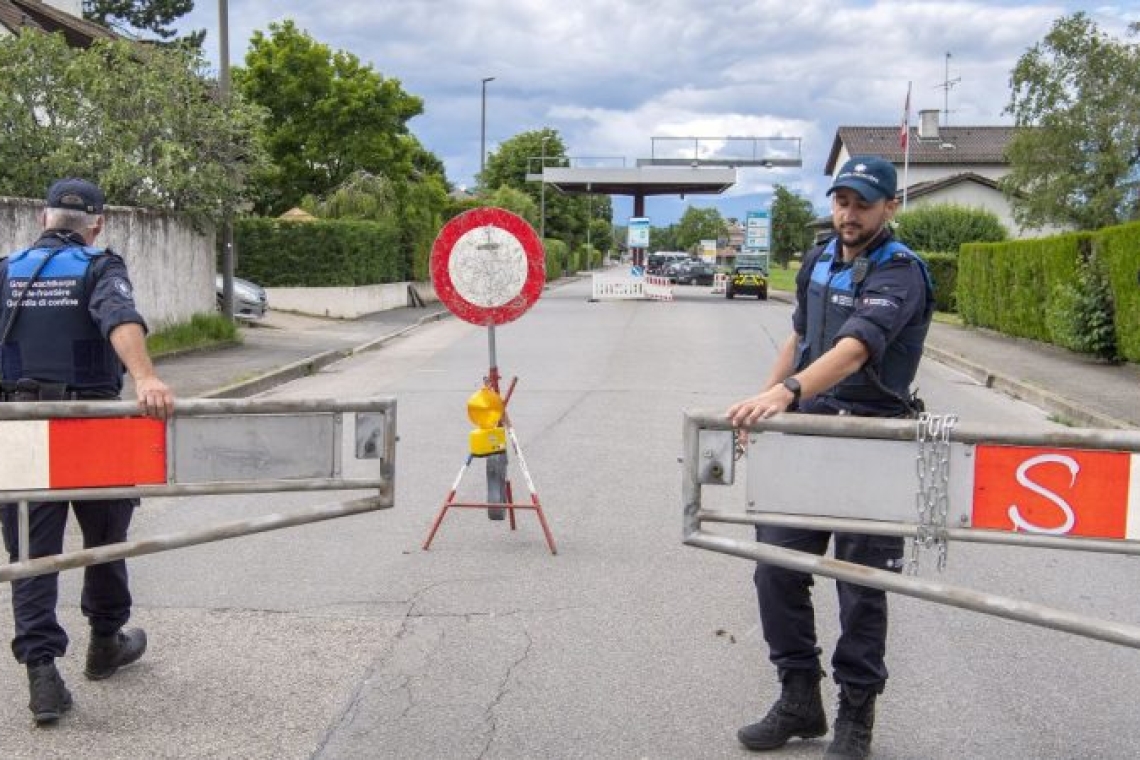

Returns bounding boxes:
[1007,454,1079,535]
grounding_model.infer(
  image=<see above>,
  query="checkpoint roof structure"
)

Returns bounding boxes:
[527,166,738,197]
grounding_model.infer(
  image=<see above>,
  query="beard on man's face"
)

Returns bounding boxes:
[835,222,879,250]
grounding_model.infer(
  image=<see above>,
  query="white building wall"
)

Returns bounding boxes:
[0,197,214,329]
[45,1,83,17]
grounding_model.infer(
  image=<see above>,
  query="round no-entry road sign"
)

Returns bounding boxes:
[430,207,546,326]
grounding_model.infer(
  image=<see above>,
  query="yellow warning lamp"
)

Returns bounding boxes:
[467,386,507,457]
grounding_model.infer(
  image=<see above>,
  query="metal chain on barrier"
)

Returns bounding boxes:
[911,412,958,573]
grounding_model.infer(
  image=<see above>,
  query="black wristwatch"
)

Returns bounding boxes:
[781,377,802,405]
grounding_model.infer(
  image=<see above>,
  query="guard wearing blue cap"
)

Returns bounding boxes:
[727,156,932,758]
[0,178,174,726]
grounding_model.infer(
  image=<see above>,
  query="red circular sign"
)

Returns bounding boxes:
[430,207,546,326]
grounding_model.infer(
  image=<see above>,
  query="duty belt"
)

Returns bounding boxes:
[0,379,116,402]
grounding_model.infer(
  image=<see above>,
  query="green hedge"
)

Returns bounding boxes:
[957,222,1140,362]
[920,252,958,313]
[232,217,406,287]
[958,233,1087,341]
[1095,222,1140,362]
[544,238,566,281]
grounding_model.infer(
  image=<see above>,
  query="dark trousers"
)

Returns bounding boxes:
[752,395,905,691]
[753,525,903,690]
[1,498,137,664]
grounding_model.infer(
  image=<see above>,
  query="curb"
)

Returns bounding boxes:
[920,344,1132,430]
[769,289,1131,430]
[201,309,453,399]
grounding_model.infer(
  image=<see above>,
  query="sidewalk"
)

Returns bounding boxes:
[142,293,1137,431]
[132,305,450,399]
[924,321,1140,429]
[765,288,1138,429]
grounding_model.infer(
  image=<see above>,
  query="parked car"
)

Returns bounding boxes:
[675,262,716,286]
[725,266,768,300]
[647,252,690,275]
[662,260,695,282]
[216,274,269,320]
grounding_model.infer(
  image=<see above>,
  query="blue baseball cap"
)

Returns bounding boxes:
[46,178,105,214]
[827,156,897,203]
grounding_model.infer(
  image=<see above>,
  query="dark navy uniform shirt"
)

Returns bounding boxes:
[792,237,929,366]
[0,230,147,394]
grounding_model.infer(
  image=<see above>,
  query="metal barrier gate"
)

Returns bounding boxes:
[1,397,395,582]
[681,410,1140,649]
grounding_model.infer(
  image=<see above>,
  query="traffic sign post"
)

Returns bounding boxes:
[423,208,556,553]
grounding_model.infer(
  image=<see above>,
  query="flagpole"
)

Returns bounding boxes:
[902,81,912,211]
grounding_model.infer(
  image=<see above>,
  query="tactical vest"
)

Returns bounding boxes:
[1,245,123,391]
[798,237,933,410]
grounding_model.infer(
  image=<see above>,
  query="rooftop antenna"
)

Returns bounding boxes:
[935,51,961,126]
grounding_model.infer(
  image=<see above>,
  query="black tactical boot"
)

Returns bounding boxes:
[824,685,877,759]
[27,659,73,725]
[738,669,828,751]
[85,627,147,680]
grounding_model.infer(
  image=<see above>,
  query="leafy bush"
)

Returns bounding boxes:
[1093,221,1140,362]
[1046,253,1117,360]
[895,204,1008,253]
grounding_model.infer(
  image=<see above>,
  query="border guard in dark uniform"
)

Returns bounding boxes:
[0,178,174,725]
[727,157,933,759]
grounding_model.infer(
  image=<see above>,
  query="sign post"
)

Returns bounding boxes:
[627,216,650,273]
[424,207,556,553]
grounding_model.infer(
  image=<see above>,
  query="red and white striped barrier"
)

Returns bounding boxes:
[644,275,675,302]
[0,418,165,490]
[711,272,728,294]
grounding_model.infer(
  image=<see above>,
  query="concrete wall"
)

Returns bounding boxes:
[0,197,215,329]
[267,282,439,319]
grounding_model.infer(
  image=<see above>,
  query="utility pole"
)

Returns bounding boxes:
[218,0,235,322]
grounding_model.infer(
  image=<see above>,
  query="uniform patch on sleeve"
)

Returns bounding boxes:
[861,296,899,309]
[112,277,133,299]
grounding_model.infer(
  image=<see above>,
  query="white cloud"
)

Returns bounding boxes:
[182,0,1126,221]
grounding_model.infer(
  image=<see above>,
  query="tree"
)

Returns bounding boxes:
[1002,13,1140,230]
[84,1,203,45]
[769,185,815,267]
[0,32,267,226]
[649,224,681,251]
[481,128,613,252]
[675,206,724,251]
[235,20,426,215]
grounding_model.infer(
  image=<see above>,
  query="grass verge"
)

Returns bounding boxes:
[147,313,240,358]
[767,262,799,292]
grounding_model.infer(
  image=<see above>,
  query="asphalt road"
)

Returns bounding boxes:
[2,279,1138,759]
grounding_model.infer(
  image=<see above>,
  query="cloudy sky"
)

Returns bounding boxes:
[179,1,1135,225]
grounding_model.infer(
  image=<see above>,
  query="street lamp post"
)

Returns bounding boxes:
[480,77,495,189]
[218,0,235,322]
[539,135,550,241]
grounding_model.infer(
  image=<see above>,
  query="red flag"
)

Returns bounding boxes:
[899,82,912,150]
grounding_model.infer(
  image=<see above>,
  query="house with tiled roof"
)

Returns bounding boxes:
[0,0,118,48]
[823,110,1067,239]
